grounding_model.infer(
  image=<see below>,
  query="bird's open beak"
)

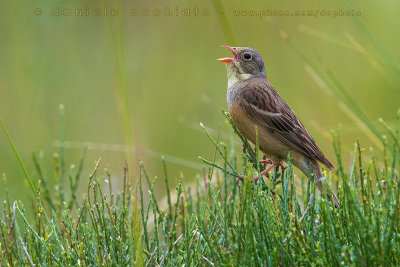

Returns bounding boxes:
[217,46,238,63]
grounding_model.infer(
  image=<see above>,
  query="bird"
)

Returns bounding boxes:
[217,46,339,208]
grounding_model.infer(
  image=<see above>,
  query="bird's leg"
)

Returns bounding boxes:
[259,155,271,166]
[259,159,272,165]
[236,164,277,186]
[258,158,269,175]
[258,156,285,176]
[253,162,285,182]
[236,159,285,186]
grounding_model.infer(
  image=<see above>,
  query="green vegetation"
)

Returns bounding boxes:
[1,1,400,265]
[1,109,400,266]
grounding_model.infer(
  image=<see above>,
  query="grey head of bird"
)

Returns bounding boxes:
[217,46,267,88]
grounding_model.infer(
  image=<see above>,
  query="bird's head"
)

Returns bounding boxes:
[217,46,266,86]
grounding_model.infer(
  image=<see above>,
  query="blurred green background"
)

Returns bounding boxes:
[1,0,399,202]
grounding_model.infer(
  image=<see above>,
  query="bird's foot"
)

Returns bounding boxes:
[236,161,285,187]
[256,163,285,180]
[259,159,272,165]
[259,155,284,170]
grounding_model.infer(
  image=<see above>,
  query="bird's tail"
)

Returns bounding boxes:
[311,161,340,209]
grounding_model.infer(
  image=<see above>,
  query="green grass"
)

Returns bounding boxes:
[1,109,400,266]
[1,2,399,265]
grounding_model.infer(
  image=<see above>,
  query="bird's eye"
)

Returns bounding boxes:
[243,53,252,60]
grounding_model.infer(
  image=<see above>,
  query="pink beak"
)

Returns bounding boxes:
[217,46,238,63]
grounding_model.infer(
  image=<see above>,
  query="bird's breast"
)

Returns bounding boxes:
[229,101,290,160]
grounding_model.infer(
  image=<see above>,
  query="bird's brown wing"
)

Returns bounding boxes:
[237,78,335,170]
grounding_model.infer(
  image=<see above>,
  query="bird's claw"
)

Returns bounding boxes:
[259,159,272,165]
[236,159,285,188]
